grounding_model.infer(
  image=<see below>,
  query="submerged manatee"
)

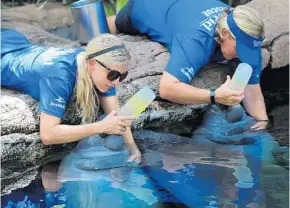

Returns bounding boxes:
[53,104,288,207]
[194,104,258,144]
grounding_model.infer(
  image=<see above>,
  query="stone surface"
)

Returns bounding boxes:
[1,0,289,195]
[1,3,79,48]
[1,168,39,197]
[1,132,76,195]
[247,0,289,68]
[270,35,289,69]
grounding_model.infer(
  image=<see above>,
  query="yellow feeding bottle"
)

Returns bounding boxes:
[119,86,156,116]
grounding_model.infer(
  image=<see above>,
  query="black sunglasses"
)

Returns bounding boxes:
[86,45,129,82]
[95,59,128,82]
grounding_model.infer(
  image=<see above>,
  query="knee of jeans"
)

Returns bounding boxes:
[104,135,125,151]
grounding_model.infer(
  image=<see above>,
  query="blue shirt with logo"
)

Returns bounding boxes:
[1,29,116,119]
[130,0,261,84]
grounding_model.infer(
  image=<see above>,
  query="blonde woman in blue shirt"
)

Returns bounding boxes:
[1,29,141,163]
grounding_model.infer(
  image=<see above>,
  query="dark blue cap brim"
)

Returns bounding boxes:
[227,11,263,66]
[236,41,262,66]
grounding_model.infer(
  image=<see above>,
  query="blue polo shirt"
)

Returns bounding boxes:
[1,29,116,119]
[130,0,261,84]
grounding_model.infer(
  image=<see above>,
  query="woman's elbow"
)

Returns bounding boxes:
[159,73,179,100]
[40,131,54,145]
[159,82,171,100]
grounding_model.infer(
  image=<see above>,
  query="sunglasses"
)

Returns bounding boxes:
[95,59,128,82]
[86,45,129,82]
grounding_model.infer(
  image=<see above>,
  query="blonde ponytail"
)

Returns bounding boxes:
[74,52,99,123]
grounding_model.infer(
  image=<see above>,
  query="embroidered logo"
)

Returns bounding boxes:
[200,6,227,32]
[50,96,66,109]
[55,96,65,103]
[181,67,195,82]
[253,40,263,47]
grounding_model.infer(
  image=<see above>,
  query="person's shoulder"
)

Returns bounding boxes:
[175,31,215,51]
[41,47,84,60]
[42,47,83,75]
[41,61,76,85]
[170,32,216,66]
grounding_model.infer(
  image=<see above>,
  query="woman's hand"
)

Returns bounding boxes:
[250,120,268,131]
[128,146,142,164]
[100,111,137,135]
[215,75,244,106]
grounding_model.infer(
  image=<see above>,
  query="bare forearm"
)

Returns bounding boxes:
[41,122,104,145]
[161,82,211,104]
[243,85,268,120]
[122,128,138,149]
[243,96,268,120]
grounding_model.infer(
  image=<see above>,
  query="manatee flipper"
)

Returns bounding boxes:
[74,150,130,170]
[75,149,162,171]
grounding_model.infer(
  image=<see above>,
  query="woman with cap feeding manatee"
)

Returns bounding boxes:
[107,0,268,130]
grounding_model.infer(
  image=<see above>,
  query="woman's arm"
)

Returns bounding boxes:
[243,84,268,130]
[100,95,141,161]
[40,111,136,145]
[160,72,244,106]
[40,113,105,145]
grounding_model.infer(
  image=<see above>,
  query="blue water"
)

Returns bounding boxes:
[2,131,289,208]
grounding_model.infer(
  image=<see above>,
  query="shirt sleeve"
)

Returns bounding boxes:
[99,86,117,97]
[166,34,211,84]
[248,64,261,85]
[39,77,73,118]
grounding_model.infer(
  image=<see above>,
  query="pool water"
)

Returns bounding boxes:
[1,131,289,208]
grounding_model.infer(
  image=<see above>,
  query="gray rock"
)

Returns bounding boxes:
[1,88,39,135]
[1,168,39,196]
[271,35,289,69]
[247,0,289,69]
[1,132,76,195]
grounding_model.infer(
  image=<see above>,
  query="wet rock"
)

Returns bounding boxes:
[1,168,39,196]
[1,132,75,195]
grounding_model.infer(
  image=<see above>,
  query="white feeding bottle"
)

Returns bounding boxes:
[229,63,253,92]
[119,86,156,116]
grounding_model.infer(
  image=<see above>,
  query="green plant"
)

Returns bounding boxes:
[116,0,127,12]
[103,0,128,16]
[103,0,116,16]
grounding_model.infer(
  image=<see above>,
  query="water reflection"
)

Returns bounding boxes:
[2,105,289,207]
[144,132,288,207]
[3,132,287,208]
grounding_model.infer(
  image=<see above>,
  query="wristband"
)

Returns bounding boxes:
[210,89,216,105]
